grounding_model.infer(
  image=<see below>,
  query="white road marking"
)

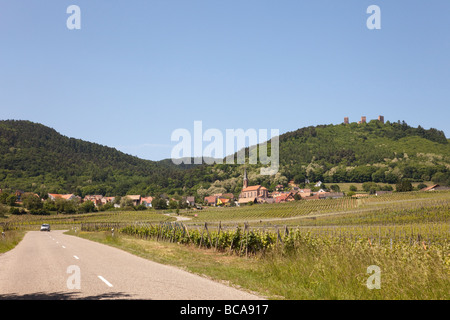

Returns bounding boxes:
[98,276,113,287]
[73,255,79,260]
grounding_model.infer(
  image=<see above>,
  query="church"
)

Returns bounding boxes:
[237,168,269,205]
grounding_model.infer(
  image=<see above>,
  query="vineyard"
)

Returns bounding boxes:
[181,191,450,227]
[109,219,449,257]
[184,197,359,223]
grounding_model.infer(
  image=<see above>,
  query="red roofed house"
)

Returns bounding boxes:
[421,184,450,192]
[184,196,195,206]
[274,192,296,203]
[101,197,116,205]
[48,193,78,201]
[204,196,217,206]
[296,189,311,198]
[140,196,153,207]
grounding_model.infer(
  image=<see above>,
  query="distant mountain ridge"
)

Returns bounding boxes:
[0,119,449,197]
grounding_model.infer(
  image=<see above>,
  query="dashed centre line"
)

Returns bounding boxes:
[98,276,113,287]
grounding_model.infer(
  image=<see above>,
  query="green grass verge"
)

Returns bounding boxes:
[0,230,26,254]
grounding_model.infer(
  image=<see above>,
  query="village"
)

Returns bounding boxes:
[1,166,447,214]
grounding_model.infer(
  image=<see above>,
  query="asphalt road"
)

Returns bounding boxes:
[0,230,263,300]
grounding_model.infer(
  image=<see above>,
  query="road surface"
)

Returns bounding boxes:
[0,230,263,300]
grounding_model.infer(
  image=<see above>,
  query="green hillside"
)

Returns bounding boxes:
[277,120,450,184]
[0,120,197,196]
[193,120,450,196]
[0,119,449,198]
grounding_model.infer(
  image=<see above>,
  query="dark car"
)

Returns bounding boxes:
[40,224,51,232]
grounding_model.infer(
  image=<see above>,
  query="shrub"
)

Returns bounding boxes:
[9,207,26,215]
[0,204,8,216]
[29,209,50,215]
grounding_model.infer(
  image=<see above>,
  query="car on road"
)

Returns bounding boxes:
[40,224,51,232]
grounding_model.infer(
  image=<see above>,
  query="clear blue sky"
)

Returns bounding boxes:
[1,1,449,161]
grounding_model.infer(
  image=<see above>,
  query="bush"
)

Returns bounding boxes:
[9,207,26,215]
[55,199,78,214]
[417,183,427,190]
[78,200,96,213]
[29,209,50,215]
[135,204,148,211]
[0,204,8,216]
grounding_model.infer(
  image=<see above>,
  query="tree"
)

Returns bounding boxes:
[43,199,57,212]
[0,192,10,204]
[396,179,413,192]
[78,200,96,213]
[349,185,357,192]
[22,193,43,211]
[120,197,134,209]
[152,195,168,210]
[55,199,78,214]
[168,200,178,210]
[6,195,17,207]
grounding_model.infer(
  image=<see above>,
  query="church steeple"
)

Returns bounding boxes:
[243,167,248,189]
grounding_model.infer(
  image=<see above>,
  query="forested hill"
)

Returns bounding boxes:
[0,119,449,198]
[275,120,450,185]
[0,120,201,196]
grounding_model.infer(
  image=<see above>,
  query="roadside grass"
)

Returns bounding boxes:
[66,230,449,300]
[0,230,26,254]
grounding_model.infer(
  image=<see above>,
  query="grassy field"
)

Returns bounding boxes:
[1,190,449,299]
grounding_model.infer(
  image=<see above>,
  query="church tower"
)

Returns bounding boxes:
[243,167,248,189]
